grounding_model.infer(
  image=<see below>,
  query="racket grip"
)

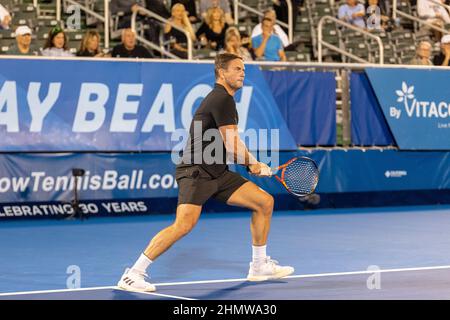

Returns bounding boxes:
[246,165,273,176]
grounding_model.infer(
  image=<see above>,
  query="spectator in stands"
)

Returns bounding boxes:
[77,30,107,57]
[338,0,366,29]
[164,3,196,59]
[220,26,253,61]
[40,26,74,57]
[365,0,391,31]
[433,34,450,66]
[0,3,11,30]
[409,40,433,65]
[111,0,169,27]
[110,0,139,28]
[196,7,229,51]
[9,25,38,56]
[145,0,170,18]
[252,17,286,61]
[251,9,289,48]
[417,0,450,41]
[110,0,168,45]
[199,0,233,25]
[172,0,199,24]
[112,28,153,58]
[272,0,303,34]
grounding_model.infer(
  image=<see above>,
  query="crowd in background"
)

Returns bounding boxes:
[0,0,449,66]
[0,0,301,61]
[338,0,450,65]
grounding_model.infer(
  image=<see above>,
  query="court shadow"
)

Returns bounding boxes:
[193,279,290,300]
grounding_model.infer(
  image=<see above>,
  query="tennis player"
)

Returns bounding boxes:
[118,53,294,292]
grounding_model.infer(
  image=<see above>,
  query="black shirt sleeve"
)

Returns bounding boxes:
[196,22,207,38]
[210,94,238,127]
[111,45,120,57]
[137,46,153,58]
[433,54,444,66]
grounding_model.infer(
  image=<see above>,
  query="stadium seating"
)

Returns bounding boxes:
[0,0,448,63]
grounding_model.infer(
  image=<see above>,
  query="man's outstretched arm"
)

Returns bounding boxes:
[219,124,271,176]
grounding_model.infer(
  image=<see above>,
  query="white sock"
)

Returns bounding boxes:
[252,245,267,265]
[131,253,153,274]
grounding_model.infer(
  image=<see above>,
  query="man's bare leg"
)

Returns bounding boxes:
[226,181,294,281]
[144,204,202,260]
[117,204,202,292]
[226,182,274,246]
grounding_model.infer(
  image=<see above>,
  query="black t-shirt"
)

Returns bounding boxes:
[196,23,229,50]
[77,50,96,57]
[178,83,239,178]
[433,53,450,66]
[111,44,153,58]
[165,27,187,46]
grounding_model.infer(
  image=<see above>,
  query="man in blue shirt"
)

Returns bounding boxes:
[252,18,286,61]
[338,0,366,29]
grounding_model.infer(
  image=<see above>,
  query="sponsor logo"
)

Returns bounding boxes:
[384,170,407,178]
[389,82,450,121]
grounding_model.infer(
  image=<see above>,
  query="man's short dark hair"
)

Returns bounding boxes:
[214,53,243,79]
[262,17,272,24]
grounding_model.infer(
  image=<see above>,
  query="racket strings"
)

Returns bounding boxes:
[283,158,319,196]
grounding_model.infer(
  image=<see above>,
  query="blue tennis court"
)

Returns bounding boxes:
[2,205,450,300]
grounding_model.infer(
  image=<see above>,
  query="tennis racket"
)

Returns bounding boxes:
[249,157,319,197]
[272,156,319,197]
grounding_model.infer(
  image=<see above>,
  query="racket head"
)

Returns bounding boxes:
[276,156,319,197]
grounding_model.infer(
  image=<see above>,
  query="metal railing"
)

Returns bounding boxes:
[131,6,181,60]
[131,6,193,60]
[233,0,293,44]
[318,15,384,64]
[392,0,450,35]
[54,0,110,49]
[429,0,450,12]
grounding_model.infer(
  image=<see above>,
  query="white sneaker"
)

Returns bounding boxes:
[117,268,156,292]
[247,257,294,281]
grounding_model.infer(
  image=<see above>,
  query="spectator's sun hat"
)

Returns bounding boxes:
[441,34,450,44]
[15,25,32,36]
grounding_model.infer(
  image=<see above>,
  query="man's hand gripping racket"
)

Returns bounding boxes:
[248,157,319,197]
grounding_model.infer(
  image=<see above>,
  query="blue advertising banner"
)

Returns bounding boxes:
[0,150,449,218]
[350,72,395,146]
[0,58,297,151]
[365,68,450,150]
[262,70,336,146]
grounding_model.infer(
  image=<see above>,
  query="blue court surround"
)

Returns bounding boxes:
[1,205,450,299]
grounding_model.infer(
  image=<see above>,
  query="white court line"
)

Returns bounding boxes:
[154,264,450,286]
[0,285,195,300]
[2,265,450,297]
[129,291,196,300]
[0,286,116,296]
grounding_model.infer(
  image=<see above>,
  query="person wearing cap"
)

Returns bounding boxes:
[417,0,450,41]
[409,41,433,66]
[0,4,11,30]
[9,26,39,56]
[433,34,450,66]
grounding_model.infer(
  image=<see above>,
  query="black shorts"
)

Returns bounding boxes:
[175,166,248,206]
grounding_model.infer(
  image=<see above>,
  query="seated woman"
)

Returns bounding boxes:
[41,26,74,57]
[365,0,391,31]
[220,27,252,61]
[164,3,196,59]
[196,7,228,51]
[0,4,11,30]
[77,30,107,57]
[171,0,200,24]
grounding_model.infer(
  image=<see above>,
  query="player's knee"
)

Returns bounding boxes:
[174,219,197,236]
[258,194,274,214]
